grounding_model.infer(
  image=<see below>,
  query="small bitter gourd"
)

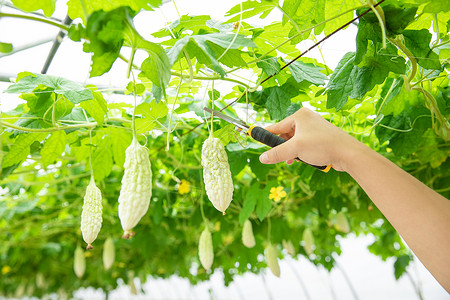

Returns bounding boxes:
[103,237,115,270]
[242,219,256,248]
[334,211,350,233]
[201,137,234,214]
[118,137,152,239]
[198,227,213,271]
[282,239,295,256]
[74,246,85,278]
[80,176,103,250]
[265,243,280,277]
[302,228,314,256]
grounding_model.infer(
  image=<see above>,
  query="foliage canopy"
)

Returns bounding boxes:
[0,0,449,297]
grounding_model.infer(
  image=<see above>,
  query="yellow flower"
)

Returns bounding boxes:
[269,186,287,202]
[178,180,190,195]
[2,265,11,275]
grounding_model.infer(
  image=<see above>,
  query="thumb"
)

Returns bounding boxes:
[259,139,298,164]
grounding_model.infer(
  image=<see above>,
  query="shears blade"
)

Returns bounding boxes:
[203,107,249,131]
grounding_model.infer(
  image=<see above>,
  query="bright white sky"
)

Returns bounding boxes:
[0,0,448,299]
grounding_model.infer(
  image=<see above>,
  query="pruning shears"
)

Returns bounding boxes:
[203,107,332,172]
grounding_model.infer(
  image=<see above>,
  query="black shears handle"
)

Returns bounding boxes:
[248,126,332,172]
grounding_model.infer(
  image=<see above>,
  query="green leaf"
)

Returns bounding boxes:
[152,15,213,39]
[423,0,450,13]
[140,41,172,89]
[403,29,441,70]
[5,73,93,104]
[393,255,411,280]
[248,154,271,179]
[265,87,293,120]
[40,131,66,167]
[326,52,356,110]
[324,0,360,35]
[225,0,277,22]
[213,124,237,146]
[282,0,325,35]
[2,133,47,168]
[256,195,272,221]
[416,129,448,168]
[167,33,256,76]
[287,60,328,86]
[226,150,247,174]
[135,101,169,133]
[11,0,56,17]
[0,42,13,53]
[256,56,280,77]
[110,128,133,167]
[252,22,300,56]
[256,181,278,221]
[376,105,431,156]
[355,18,382,64]
[378,78,420,116]
[239,182,260,224]
[79,90,107,126]
[83,8,128,77]
[67,0,161,22]
[351,44,406,99]
[91,135,113,181]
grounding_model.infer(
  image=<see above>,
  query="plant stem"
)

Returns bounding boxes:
[183,49,194,84]
[0,12,69,31]
[0,120,97,133]
[171,71,250,88]
[276,3,300,33]
[369,0,387,49]
[388,37,417,87]
[217,1,243,61]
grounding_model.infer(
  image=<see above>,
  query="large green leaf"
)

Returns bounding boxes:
[135,101,169,133]
[2,133,47,167]
[67,0,162,22]
[5,73,92,104]
[167,33,256,76]
[40,131,66,167]
[403,29,441,70]
[326,52,356,110]
[140,41,172,89]
[324,0,360,35]
[225,0,277,22]
[11,0,56,17]
[287,60,328,86]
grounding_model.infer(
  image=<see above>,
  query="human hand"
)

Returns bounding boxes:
[259,107,359,172]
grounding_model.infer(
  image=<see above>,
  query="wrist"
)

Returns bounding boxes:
[337,136,370,173]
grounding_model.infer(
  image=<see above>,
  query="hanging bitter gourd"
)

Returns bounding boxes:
[201,137,234,214]
[103,237,115,270]
[282,239,295,256]
[265,243,280,277]
[302,228,315,256]
[334,211,350,233]
[198,227,213,271]
[242,219,256,248]
[73,246,85,278]
[80,176,103,250]
[118,137,152,239]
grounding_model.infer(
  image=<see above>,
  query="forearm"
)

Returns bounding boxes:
[343,142,450,291]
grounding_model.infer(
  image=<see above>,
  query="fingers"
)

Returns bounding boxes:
[259,139,298,164]
[265,115,296,135]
